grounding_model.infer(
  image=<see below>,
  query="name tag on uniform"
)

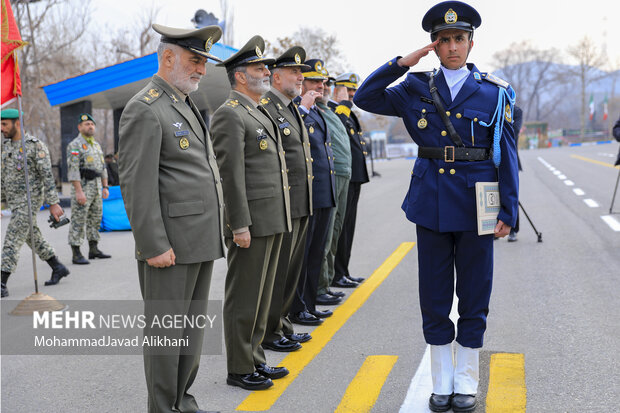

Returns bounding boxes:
[278,122,290,129]
[175,130,190,137]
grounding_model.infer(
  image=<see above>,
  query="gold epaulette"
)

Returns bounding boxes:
[141,88,162,104]
[225,99,240,108]
[335,105,351,117]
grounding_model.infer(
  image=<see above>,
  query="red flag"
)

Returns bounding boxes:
[1,0,27,106]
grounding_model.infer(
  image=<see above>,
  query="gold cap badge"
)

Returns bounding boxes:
[81,115,88,121]
[256,46,263,57]
[205,37,213,53]
[315,61,322,72]
[445,8,458,24]
[294,54,301,64]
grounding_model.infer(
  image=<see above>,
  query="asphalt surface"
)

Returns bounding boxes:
[1,142,619,412]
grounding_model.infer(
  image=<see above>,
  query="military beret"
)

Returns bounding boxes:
[301,59,327,80]
[78,113,95,125]
[153,23,223,62]
[217,35,275,70]
[1,108,19,119]
[334,72,361,89]
[271,46,310,70]
[422,1,481,34]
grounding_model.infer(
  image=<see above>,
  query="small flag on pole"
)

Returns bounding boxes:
[1,0,27,106]
[603,95,608,121]
[588,94,595,121]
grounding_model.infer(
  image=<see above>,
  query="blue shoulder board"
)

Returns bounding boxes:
[482,73,509,89]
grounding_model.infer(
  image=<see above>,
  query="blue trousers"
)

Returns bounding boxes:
[416,225,494,348]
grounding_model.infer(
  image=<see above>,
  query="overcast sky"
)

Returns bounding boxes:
[92,0,619,79]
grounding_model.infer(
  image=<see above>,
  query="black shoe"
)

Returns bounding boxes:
[507,231,518,242]
[331,277,358,288]
[452,394,476,412]
[255,363,289,379]
[316,293,342,305]
[88,241,111,259]
[309,309,332,318]
[1,271,10,298]
[71,246,89,265]
[262,337,301,352]
[285,332,311,343]
[45,256,70,286]
[326,289,345,298]
[346,275,365,283]
[289,311,323,326]
[226,372,273,390]
[429,393,452,412]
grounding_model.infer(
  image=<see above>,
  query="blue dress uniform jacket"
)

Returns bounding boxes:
[354,58,519,232]
[294,98,337,210]
[328,100,369,184]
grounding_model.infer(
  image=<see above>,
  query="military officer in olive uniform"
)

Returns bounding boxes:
[1,109,70,297]
[332,72,370,288]
[289,59,337,323]
[354,2,519,411]
[260,46,315,352]
[66,113,111,264]
[119,24,225,413]
[210,35,292,391]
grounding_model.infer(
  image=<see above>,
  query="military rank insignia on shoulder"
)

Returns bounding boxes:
[142,88,162,104]
[225,99,240,108]
[482,73,510,89]
[260,98,270,105]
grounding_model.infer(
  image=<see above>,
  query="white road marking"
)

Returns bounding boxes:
[573,188,585,196]
[558,174,567,179]
[553,171,561,175]
[584,199,599,208]
[601,215,620,231]
[564,180,574,186]
[400,294,459,412]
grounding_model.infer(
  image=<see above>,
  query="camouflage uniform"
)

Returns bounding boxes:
[1,134,60,273]
[66,134,107,246]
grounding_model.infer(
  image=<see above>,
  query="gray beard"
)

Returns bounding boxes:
[247,74,270,95]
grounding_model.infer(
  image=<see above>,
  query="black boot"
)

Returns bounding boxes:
[1,271,10,298]
[45,256,70,286]
[72,246,90,265]
[88,241,111,259]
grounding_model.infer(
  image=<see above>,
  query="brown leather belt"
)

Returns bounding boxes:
[418,146,490,162]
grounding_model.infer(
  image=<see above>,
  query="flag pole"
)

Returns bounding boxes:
[16,95,40,293]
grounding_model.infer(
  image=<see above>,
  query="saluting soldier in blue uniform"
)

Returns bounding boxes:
[354,1,518,412]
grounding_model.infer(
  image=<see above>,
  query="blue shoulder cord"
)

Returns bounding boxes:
[479,85,516,167]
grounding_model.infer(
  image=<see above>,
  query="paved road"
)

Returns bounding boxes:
[1,142,619,412]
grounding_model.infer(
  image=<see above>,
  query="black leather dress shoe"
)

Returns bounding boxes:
[331,277,358,288]
[226,372,273,390]
[255,363,289,379]
[316,293,342,305]
[346,275,365,283]
[326,289,345,298]
[289,311,323,325]
[262,337,301,352]
[285,332,311,343]
[428,393,452,412]
[452,394,476,412]
[309,309,332,318]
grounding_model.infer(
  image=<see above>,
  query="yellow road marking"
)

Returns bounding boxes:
[571,154,619,169]
[486,353,527,412]
[236,242,415,411]
[334,355,398,413]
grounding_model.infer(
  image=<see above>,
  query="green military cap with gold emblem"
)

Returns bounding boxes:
[216,35,275,70]
[1,108,20,119]
[334,72,361,90]
[152,23,223,62]
[78,113,96,124]
[271,46,311,70]
[301,59,327,80]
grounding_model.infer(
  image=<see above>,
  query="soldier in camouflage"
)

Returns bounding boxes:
[1,108,70,298]
[66,113,111,264]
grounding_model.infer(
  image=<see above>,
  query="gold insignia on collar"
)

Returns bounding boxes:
[259,139,268,150]
[179,137,190,150]
[445,8,458,24]
[505,104,512,122]
[276,103,283,110]
[245,105,253,112]
[170,94,179,103]
[417,118,428,129]
[283,127,291,136]
[205,37,213,53]
[260,98,269,105]
[148,88,159,98]
[294,53,301,64]
[256,46,263,57]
